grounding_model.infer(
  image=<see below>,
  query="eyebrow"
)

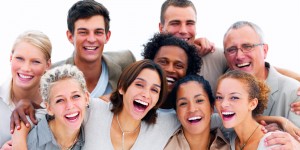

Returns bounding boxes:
[136,77,161,88]
[77,28,105,31]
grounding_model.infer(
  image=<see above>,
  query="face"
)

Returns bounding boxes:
[10,41,50,90]
[215,78,257,128]
[223,26,268,79]
[120,68,161,121]
[67,15,111,63]
[159,6,196,44]
[176,81,212,135]
[47,78,89,130]
[153,45,188,92]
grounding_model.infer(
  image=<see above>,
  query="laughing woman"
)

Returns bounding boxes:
[164,75,229,150]
[12,65,89,150]
[0,30,51,147]
[215,70,280,150]
[83,59,180,150]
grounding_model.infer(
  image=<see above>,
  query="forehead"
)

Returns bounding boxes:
[218,78,248,93]
[164,6,196,22]
[155,45,188,60]
[50,79,82,94]
[74,15,105,30]
[13,41,45,59]
[224,26,260,45]
[135,68,161,85]
[178,81,205,95]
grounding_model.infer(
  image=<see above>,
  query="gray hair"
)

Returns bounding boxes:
[40,64,87,103]
[223,21,265,43]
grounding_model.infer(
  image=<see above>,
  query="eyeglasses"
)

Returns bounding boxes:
[225,43,264,55]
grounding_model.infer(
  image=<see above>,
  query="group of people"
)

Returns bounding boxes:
[1,0,300,150]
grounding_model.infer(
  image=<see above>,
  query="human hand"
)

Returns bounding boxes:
[193,38,215,56]
[0,140,12,150]
[99,93,111,102]
[10,99,37,134]
[290,87,300,115]
[260,120,282,133]
[264,131,300,150]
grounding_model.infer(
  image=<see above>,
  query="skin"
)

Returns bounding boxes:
[66,15,111,93]
[153,45,188,92]
[111,68,161,150]
[176,81,212,149]
[215,78,264,149]
[10,41,51,104]
[223,26,269,80]
[159,6,214,56]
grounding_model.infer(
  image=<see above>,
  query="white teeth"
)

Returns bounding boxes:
[66,112,79,118]
[166,77,175,82]
[188,116,201,121]
[237,62,250,67]
[85,46,97,50]
[222,112,235,115]
[134,99,148,106]
[19,74,32,79]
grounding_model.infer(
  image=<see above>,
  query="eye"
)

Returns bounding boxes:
[230,96,239,101]
[151,88,159,94]
[157,59,167,66]
[15,57,24,61]
[178,102,187,107]
[95,30,104,35]
[196,99,204,103]
[32,60,41,64]
[78,31,87,35]
[186,21,195,26]
[175,63,184,69]
[215,96,223,101]
[56,99,64,103]
[73,94,81,99]
[242,44,254,51]
[226,47,237,54]
[135,83,143,87]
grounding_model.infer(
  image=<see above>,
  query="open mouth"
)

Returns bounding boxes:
[222,111,235,120]
[84,46,98,51]
[133,99,149,111]
[65,112,80,122]
[187,116,202,123]
[166,77,176,86]
[236,62,251,68]
[18,73,33,80]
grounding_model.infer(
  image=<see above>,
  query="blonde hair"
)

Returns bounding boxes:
[12,30,52,60]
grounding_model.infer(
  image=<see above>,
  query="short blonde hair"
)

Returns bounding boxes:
[12,30,52,60]
[40,65,87,103]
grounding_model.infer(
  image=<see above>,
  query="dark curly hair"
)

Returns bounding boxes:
[142,33,202,75]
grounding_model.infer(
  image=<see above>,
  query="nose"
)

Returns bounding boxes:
[221,99,230,108]
[188,103,197,112]
[236,48,246,59]
[21,61,31,72]
[142,88,151,100]
[164,64,175,74]
[66,100,75,110]
[87,33,96,43]
[179,24,188,34]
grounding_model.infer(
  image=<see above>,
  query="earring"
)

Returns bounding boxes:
[86,103,90,108]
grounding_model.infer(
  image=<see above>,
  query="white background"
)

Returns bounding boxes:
[0,0,299,83]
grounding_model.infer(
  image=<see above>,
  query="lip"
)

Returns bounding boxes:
[64,111,80,123]
[221,110,236,122]
[186,115,202,124]
[133,99,149,113]
[17,73,34,82]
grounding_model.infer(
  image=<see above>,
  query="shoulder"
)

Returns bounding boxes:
[51,56,74,69]
[103,50,136,69]
[257,132,281,150]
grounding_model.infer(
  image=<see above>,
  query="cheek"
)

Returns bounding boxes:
[33,66,47,76]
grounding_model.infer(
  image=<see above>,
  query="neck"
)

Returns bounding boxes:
[117,111,141,132]
[11,81,42,105]
[256,66,269,80]
[183,127,211,150]
[74,56,102,93]
[49,120,80,149]
[234,118,262,148]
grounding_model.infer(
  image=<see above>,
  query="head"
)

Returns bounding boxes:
[215,70,269,128]
[40,64,90,130]
[110,59,167,124]
[223,21,269,80]
[66,0,111,64]
[142,33,202,92]
[159,0,197,44]
[168,75,214,135]
[10,30,51,91]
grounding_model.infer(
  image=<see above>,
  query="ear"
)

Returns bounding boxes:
[66,30,74,45]
[249,98,258,111]
[84,91,90,106]
[159,23,164,33]
[118,88,124,95]
[46,59,51,70]
[10,54,12,62]
[104,30,111,44]
[262,44,269,59]
[45,102,54,116]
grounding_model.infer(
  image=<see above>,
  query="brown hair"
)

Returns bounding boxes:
[110,59,168,124]
[217,70,270,116]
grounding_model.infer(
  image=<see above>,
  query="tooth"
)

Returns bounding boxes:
[135,100,148,106]
[66,112,79,118]
[237,63,250,67]
[222,112,234,115]
[166,77,175,82]
[19,74,32,79]
[188,116,201,121]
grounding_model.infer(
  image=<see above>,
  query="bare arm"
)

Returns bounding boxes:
[12,122,30,150]
[275,67,300,82]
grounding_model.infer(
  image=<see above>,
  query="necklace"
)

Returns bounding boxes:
[116,114,141,150]
[238,124,260,150]
[58,135,78,150]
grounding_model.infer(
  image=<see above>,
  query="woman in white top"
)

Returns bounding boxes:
[0,30,51,148]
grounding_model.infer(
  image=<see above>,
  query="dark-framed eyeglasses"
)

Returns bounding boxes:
[225,43,264,55]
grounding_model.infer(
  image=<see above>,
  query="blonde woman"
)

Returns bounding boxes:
[0,30,51,147]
